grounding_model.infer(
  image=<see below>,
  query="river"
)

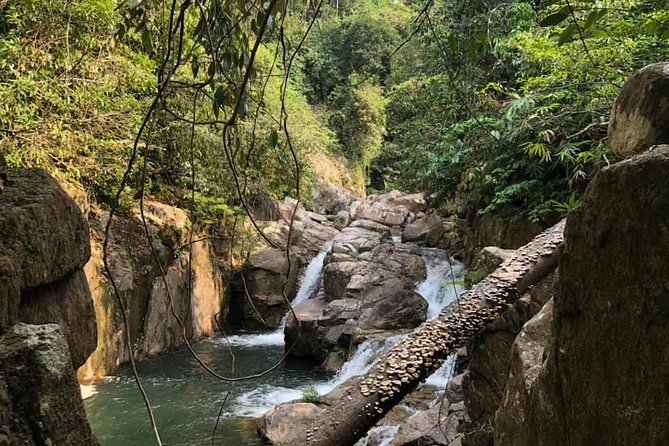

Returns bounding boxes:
[84,243,464,445]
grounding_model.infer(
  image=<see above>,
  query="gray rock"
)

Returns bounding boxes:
[260,402,323,445]
[445,373,465,403]
[496,146,669,445]
[232,247,304,329]
[494,300,555,446]
[19,270,96,369]
[310,184,357,215]
[0,168,96,369]
[608,62,669,158]
[390,193,425,214]
[0,168,90,290]
[0,323,98,445]
[401,211,444,245]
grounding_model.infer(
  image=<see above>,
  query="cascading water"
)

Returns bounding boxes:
[232,334,405,416]
[354,252,466,446]
[417,247,465,387]
[84,241,466,446]
[218,241,333,348]
[417,248,465,319]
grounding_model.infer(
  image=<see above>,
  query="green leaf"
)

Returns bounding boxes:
[558,23,577,45]
[583,10,606,30]
[540,12,569,27]
[128,0,141,9]
[269,130,278,149]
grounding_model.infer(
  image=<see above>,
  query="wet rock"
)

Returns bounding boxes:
[609,62,669,158]
[284,298,328,358]
[357,280,427,330]
[231,247,303,329]
[0,323,98,445]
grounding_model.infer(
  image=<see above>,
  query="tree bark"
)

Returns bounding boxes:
[279,219,565,446]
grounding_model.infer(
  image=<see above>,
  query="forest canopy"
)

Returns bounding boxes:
[1,0,667,225]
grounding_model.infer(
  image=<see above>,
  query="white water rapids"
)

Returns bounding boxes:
[219,241,333,348]
[227,243,465,417]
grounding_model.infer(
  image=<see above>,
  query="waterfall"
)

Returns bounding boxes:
[230,245,465,417]
[417,248,464,387]
[220,241,333,348]
[417,248,465,319]
[232,335,402,416]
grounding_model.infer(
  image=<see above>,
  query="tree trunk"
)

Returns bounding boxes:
[280,219,565,446]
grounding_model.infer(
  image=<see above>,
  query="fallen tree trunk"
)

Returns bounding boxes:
[264,219,565,446]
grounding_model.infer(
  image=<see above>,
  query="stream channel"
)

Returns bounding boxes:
[84,243,464,445]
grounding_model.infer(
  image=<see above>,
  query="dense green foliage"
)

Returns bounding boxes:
[373,0,669,223]
[2,0,668,227]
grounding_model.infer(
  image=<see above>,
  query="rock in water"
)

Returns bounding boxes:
[0,323,98,445]
[608,62,669,158]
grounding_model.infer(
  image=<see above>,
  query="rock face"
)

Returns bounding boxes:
[229,247,303,329]
[77,202,227,382]
[0,324,98,445]
[608,62,669,158]
[0,168,96,368]
[494,300,554,446]
[495,146,669,445]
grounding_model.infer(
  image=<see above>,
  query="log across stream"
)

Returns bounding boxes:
[84,244,465,445]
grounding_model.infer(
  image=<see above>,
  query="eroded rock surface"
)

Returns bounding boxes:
[0,323,98,445]
[495,146,669,445]
[0,168,95,368]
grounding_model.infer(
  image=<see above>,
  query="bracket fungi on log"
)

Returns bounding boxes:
[264,219,565,446]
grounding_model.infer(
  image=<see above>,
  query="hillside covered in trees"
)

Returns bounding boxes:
[3,0,666,223]
[1,0,669,445]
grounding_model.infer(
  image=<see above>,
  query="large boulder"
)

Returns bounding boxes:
[401,211,445,245]
[353,192,412,227]
[229,247,303,329]
[310,183,357,215]
[0,168,95,369]
[390,192,425,214]
[495,146,669,445]
[259,402,323,445]
[0,168,90,291]
[608,62,669,158]
[0,323,98,445]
